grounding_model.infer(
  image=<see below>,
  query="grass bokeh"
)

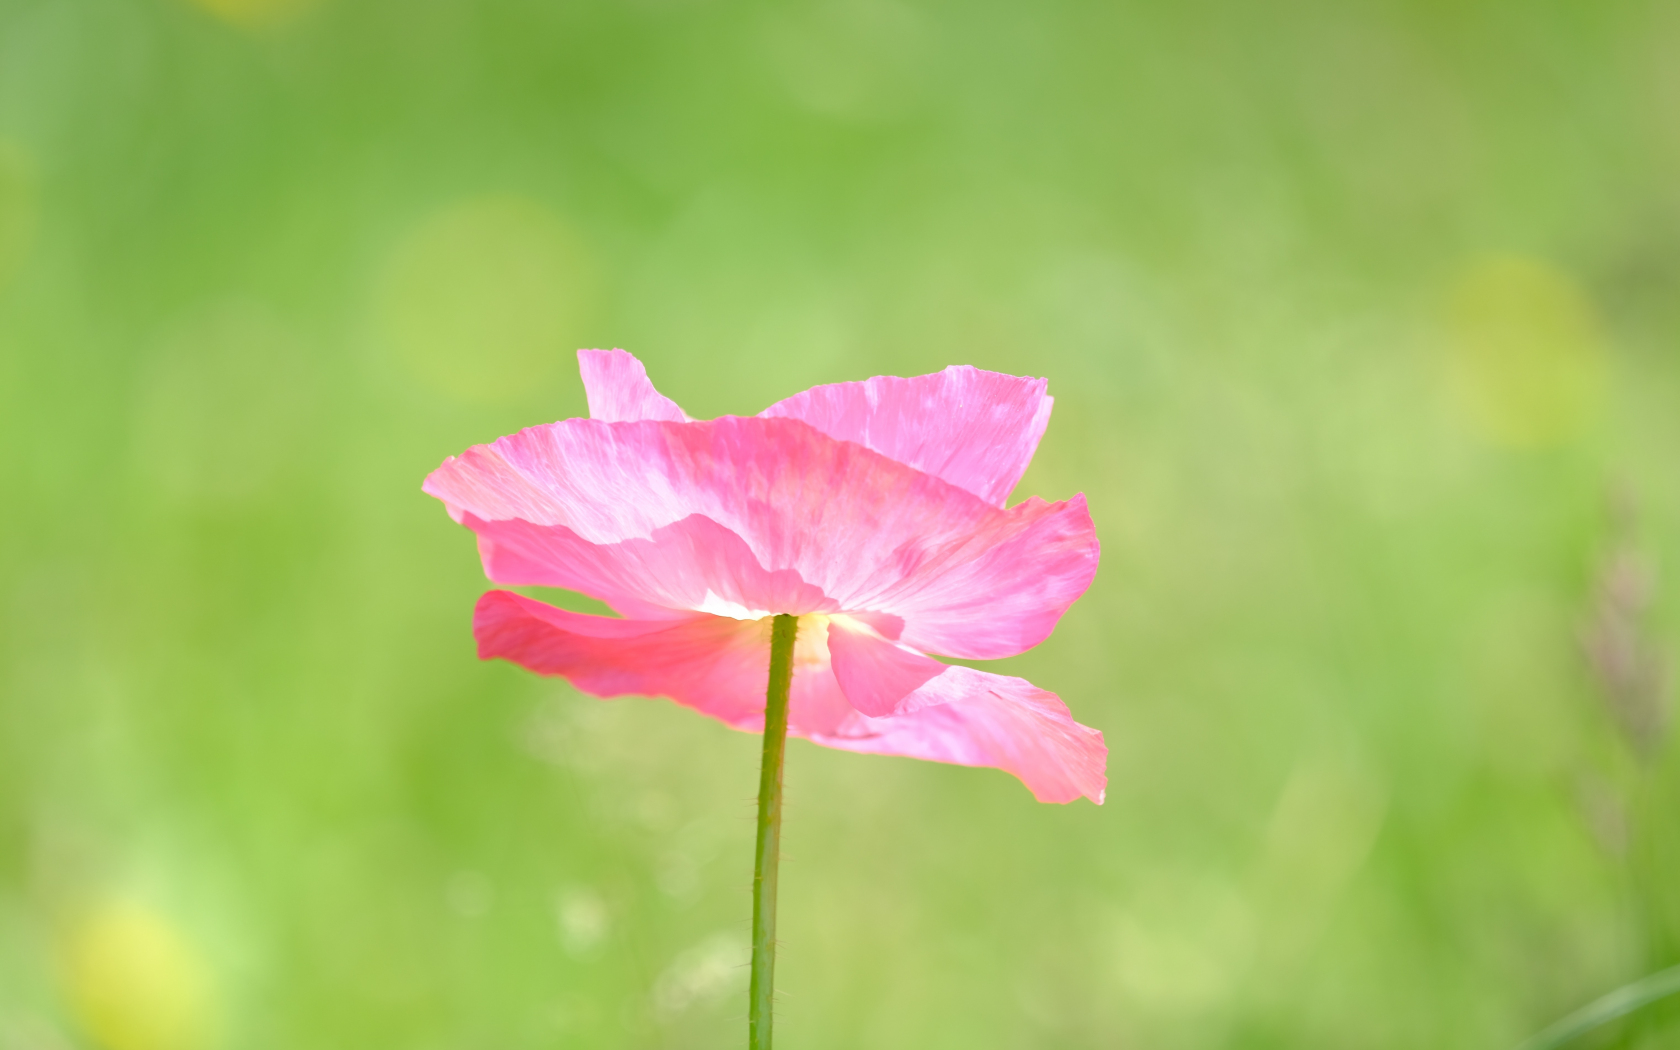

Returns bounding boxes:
[2,0,1678,1047]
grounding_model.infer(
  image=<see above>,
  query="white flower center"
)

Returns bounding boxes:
[693,590,769,621]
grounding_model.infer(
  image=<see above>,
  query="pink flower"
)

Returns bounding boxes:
[424,350,1106,803]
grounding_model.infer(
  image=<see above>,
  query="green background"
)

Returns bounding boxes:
[2,0,1679,1047]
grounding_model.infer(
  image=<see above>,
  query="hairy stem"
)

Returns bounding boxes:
[750,613,798,1050]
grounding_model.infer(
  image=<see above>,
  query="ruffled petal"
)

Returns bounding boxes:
[425,417,1096,655]
[474,590,773,728]
[478,591,1103,803]
[759,365,1054,507]
[876,495,1099,660]
[477,592,862,737]
[786,654,858,736]
[466,512,836,620]
[806,666,1107,804]
[577,349,690,423]
[824,616,945,717]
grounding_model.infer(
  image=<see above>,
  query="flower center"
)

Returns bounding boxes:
[790,614,831,668]
[693,590,770,620]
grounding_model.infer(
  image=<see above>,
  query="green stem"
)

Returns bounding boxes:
[750,613,798,1050]
[1516,964,1680,1050]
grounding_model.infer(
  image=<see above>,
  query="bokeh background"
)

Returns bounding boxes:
[2,0,1678,1047]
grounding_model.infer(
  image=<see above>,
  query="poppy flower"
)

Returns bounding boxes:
[423,350,1105,804]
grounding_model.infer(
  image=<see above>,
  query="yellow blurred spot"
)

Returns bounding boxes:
[374,195,599,403]
[60,900,216,1050]
[1443,255,1607,447]
[189,0,319,30]
[0,140,37,290]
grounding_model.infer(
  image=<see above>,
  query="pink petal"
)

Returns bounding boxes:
[786,649,858,736]
[477,591,860,736]
[474,590,773,728]
[874,494,1099,660]
[577,349,690,423]
[466,512,836,620]
[760,365,1054,507]
[425,417,1095,656]
[824,617,945,717]
[808,666,1107,804]
[477,591,1103,803]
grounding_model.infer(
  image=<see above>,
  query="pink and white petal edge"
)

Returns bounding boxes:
[577,348,690,423]
[761,365,1054,507]
[465,512,838,621]
[809,665,1107,804]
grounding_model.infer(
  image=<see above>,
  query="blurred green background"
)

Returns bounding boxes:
[1,0,1678,1047]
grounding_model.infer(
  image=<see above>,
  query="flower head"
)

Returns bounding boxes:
[424,350,1105,803]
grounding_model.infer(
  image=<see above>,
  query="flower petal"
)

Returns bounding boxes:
[807,666,1107,804]
[577,349,690,423]
[877,494,1099,660]
[474,590,773,728]
[477,591,1103,802]
[759,365,1053,507]
[425,416,1095,656]
[466,512,836,620]
[476,591,862,735]
[786,654,858,736]
[824,616,946,717]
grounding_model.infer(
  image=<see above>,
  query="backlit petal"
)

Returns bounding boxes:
[577,348,690,423]
[786,657,858,736]
[760,365,1053,507]
[425,417,1094,653]
[476,591,1104,802]
[474,590,772,728]
[466,512,836,620]
[878,495,1099,660]
[825,616,945,717]
[808,666,1107,804]
[477,592,862,736]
